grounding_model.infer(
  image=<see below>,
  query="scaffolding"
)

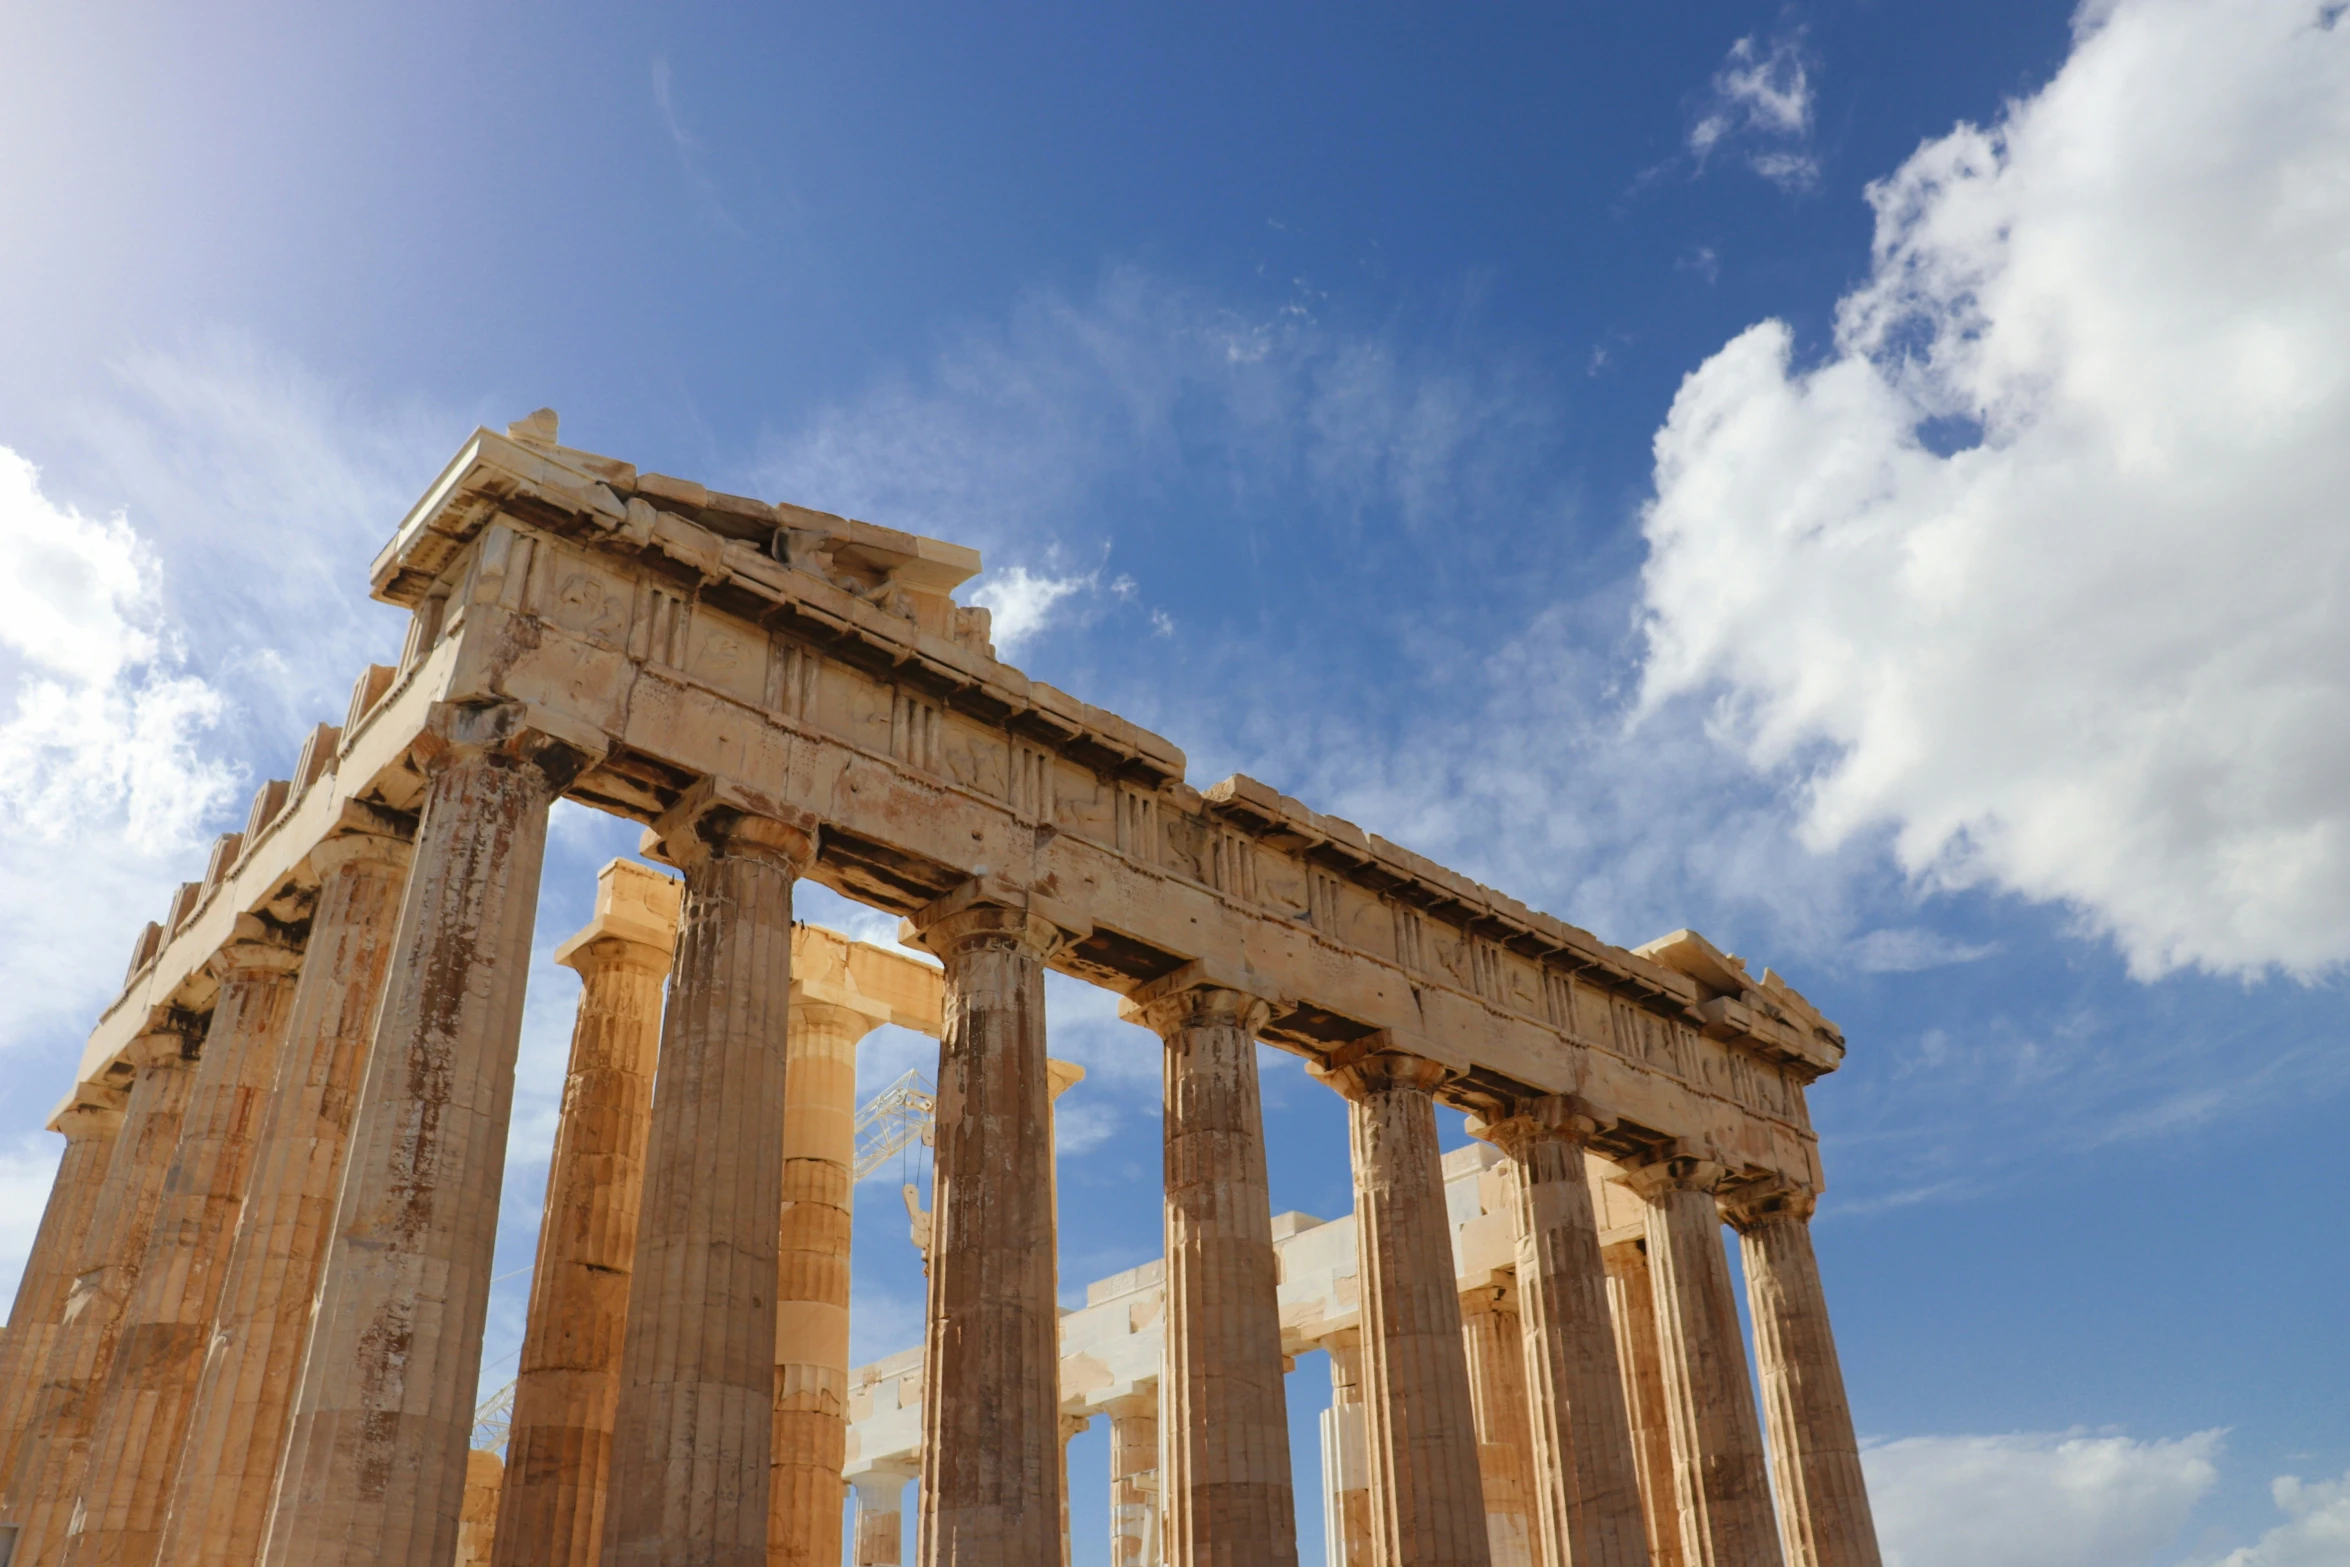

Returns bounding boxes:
[854,1067,936,1183]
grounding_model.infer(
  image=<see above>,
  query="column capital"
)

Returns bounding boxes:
[1622,1150,1731,1199]
[647,776,819,874]
[414,699,605,790]
[52,1098,127,1139]
[1464,1093,1607,1159]
[902,883,1065,963]
[125,1009,207,1069]
[306,816,418,881]
[555,858,682,974]
[1717,1180,1819,1230]
[209,914,306,983]
[1313,1039,1450,1102]
[1117,968,1271,1039]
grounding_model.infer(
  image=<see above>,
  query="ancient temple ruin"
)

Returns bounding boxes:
[0,410,1880,1567]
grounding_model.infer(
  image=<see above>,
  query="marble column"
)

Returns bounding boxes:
[491,859,678,1567]
[456,1450,505,1567]
[771,994,886,1567]
[0,1097,124,1492]
[158,828,414,1567]
[1123,978,1297,1567]
[66,919,304,1567]
[1625,1159,1780,1567]
[262,705,590,1567]
[849,1470,912,1567]
[1602,1243,1686,1567]
[1,1024,201,1561]
[1059,1413,1091,1567]
[1106,1393,1158,1567]
[1459,1291,1538,1567]
[1322,1048,1491,1567]
[1476,1103,1651,1567]
[1319,1334,1372,1567]
[1724,1193,1880,1567]
[603,785,813,1567]
[907,896,1064,1566]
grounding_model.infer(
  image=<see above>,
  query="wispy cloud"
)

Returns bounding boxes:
[651,55,744,238]
[1688,31,1821,190]
[1847,927,1999,973]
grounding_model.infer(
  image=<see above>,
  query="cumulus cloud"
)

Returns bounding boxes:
[2215,1470,2350,1566]
[969,564,1096,655]
[1866,1429,2221,1567]
[1640,0,2350,978]
[1688,31,1820,189]
[0,448,238,1063]
[0,448,235,852]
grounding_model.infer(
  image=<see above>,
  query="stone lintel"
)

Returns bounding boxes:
[553,859,683,969]
[789,922,944,1035]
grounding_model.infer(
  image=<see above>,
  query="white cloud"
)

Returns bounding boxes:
[1848,926,2000,973]
[2215,1470,2350,1566]
[1866,1429,2221,1567]
[0,447,235,853]
[969,564,1096,655]
[1640,0,2350,979]
[0,448,238,1065]
[1689,32,1820,189]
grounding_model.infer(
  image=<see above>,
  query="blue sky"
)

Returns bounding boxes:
[2,2,2347,1563]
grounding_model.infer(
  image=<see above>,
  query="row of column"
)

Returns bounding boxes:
[846,1020,1877,1567]
[0,693,1876,1567]
[0,707,834,1567]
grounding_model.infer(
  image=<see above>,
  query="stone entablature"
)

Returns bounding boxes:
[71,419,1844,1199]
[10,412,1882,1567]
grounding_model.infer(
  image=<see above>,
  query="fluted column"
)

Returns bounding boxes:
[457,1450,505,1567]
[491,859,678,1567]
[158,828,413,1567]
[771,995,885,1567]
[1120,977,1296,1567]
[1,1023,201,1560]
[66,918,304,1567]
[1321,1048,1491,1567]
[1059,1413,1090,1567]
[262,704,590,1567]
[849,1471,913,1567]
[1475,1103,1651,1567]
[907,895,1065,1566]
[1319,1334,1372,1567]
[1459,1291,1537,1567]
[1106,1393,1158,1567]
[1325,1334,1372,1567]
[603,783,814,1567]
[1723,1192,1879,1567]
[1602,1243,1685,1567]
[0,1097,124,1491]
[1625,1159,1780,1567]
